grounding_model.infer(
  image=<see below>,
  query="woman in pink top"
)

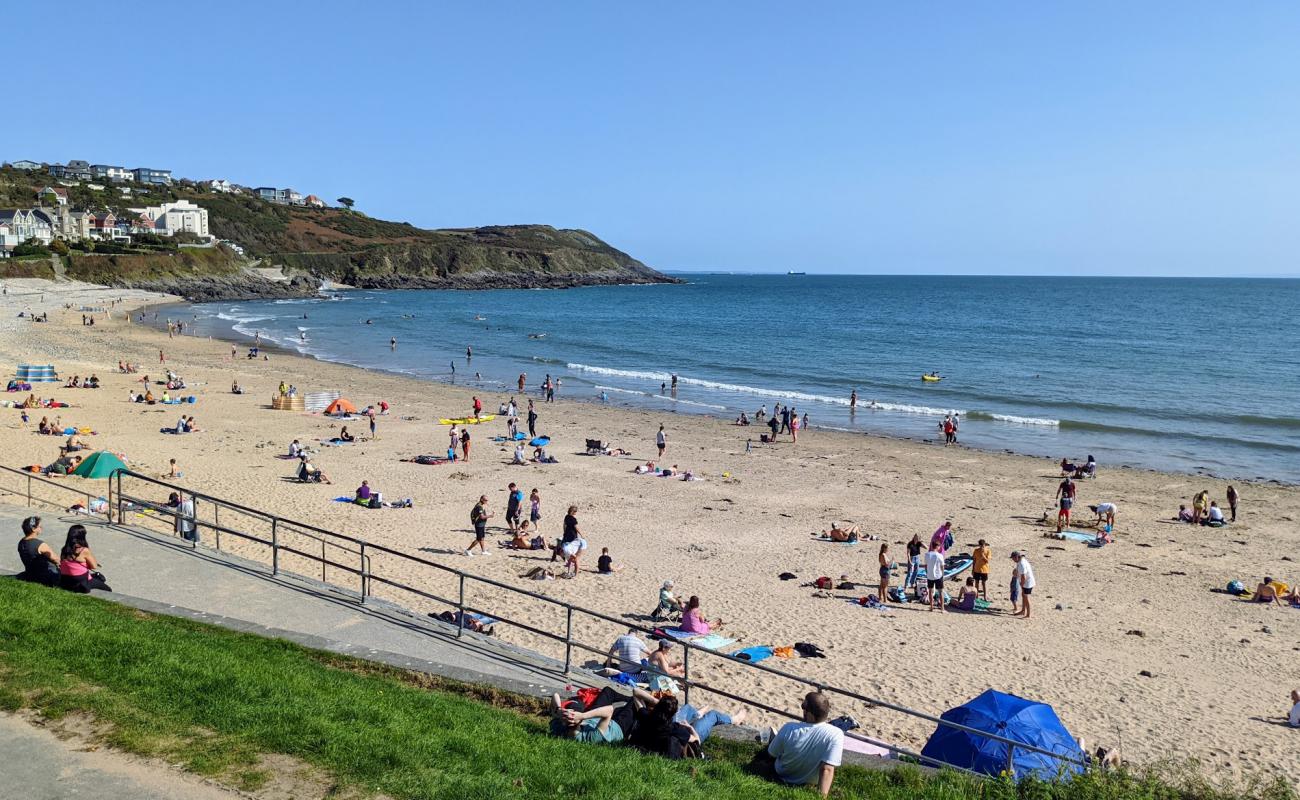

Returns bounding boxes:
[930,521,953,554]
[680,596,723,634]
[58,525,111,593]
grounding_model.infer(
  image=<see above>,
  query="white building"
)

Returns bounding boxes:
[0,224,18,256]
[0,209,55,247]
[205,179,234,193]
[143,199,210,238]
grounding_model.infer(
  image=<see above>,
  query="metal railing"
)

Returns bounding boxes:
[0,464,112,519]
[10,466,1085,779]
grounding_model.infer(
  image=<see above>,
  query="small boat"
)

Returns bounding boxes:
[527,333,547,339]
[787,270,806,275]
[921,374,943,382]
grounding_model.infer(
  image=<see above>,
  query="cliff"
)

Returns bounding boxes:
[0,165,678,300]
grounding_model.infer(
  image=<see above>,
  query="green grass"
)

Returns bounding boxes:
[0,580,1290,800]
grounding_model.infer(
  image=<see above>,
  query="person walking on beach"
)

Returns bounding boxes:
[656,424,667,457]
[790,410,800,443]
[925,541,945,613]
[1055,475,1076,532]
[368,412,377,440]
[972,539,991,600]
[546,379,555,403]
[472,396,482,420]
[506,482,524,533]
[1011,551,1035,619]
[461,428,471,461]
[518,373,527,393]
[159,349,166,363]
[905,534,923,591]
[780,405,791,435]
[466,495,492,556]
[1227,485,1240,521]
[951,414,960,443]
[176,492,197,543]
[527,402,538,437]
[529,488,542,531]
[448,425,459,457]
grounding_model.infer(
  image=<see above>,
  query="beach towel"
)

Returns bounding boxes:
[731,646,774,663]
[813,537,858,545]
[333,496,354,503]
[609,672,640,686]
[1057,530,1102,544]
[402,456,448,465]
[688,634,736,651]
[661,629,698,640]
[773,646,796,658]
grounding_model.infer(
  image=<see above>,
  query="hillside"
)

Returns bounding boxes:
[0,165,676,299]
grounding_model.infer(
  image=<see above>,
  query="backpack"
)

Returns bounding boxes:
[794,642,826,658]
[813,576,833,590]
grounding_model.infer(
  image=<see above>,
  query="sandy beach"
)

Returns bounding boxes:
[2,278,1297,785]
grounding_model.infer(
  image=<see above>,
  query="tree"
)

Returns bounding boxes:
[49,238,69,256]
[337,197,355,210]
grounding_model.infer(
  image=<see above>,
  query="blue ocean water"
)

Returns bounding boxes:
[170,275,1300,482]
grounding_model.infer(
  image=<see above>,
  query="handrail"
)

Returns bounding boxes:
[0,464,111,519]
[99,467,1085,777]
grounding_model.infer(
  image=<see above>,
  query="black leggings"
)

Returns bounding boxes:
[60,573,112,593]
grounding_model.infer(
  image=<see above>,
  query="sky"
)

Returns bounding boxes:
[6,2,1300,276]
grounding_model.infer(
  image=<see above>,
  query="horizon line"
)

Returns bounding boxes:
[660,269,1300,279]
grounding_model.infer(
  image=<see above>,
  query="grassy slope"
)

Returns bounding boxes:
[0,580,1289,800]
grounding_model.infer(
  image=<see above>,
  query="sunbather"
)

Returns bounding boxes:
[520,566,558,581]
[949,577,980,611]
[815,522,859,542]
[297,456,331,484]
[647,639,684,677]
[681,595,723,633]
[339,426,355,442]
[1252,577,1284,605]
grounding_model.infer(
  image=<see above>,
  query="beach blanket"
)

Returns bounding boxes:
[402,456,448,465]
[730,646,774,663]
[688,634,736,651]
[333,496,355,503]
[843,736,896,758]
[1057,530,1102,543]
[812,537,859,545]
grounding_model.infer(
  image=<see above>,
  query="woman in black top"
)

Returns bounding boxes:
[629,694,698,759]
[16,515,59,586]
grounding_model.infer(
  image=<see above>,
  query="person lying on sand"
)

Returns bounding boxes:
[634,461,656,474]
[604,447,630,456]
[1252,578,1284,605]
[521,566,559,581]
[815,522,860,542]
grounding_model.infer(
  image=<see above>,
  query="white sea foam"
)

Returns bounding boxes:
[572,363,957,415]
[987,413,1060,426]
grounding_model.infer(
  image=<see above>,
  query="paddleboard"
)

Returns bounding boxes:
[439,415,496,425]
[942,553,973,579]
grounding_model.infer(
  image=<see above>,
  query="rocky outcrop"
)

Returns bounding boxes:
[113,273,320,302]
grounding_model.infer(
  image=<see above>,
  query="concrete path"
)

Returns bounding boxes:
[0,713,242,800]
[0,505,588,698]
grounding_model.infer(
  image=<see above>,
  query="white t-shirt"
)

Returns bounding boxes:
[656,430,666,445]
[1015,558,1036,589]
[769,721,844,786]
[1095,502,1116,515]
[1208,505,1224,522]
[1289,700,1300,728]
[924,550,945,580]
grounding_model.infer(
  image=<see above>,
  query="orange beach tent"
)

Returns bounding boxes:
[324,398,357,416]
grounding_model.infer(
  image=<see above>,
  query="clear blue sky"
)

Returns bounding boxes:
[7,2,1299,276]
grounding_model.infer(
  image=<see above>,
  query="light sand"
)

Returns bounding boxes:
[2,279,1297,785]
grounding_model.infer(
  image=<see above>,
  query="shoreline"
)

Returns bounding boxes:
[150,297,1297,488]
[5,279,1299,783]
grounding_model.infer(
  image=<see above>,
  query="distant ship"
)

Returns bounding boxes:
[787,270,806,275]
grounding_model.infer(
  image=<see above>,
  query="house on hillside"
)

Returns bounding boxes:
[53,208,93,241]
[0,209,56,246]
[255,187,304,205]
[9,160,42,171]
[132,167,172,185]
[91,212,118,240]
[48,160,93,180]
[92,164,132,182]
[0,223,16,256]
[36,187,69,206]
[304,194,326,208]
[205,179,234,193]
[143,199,210,238]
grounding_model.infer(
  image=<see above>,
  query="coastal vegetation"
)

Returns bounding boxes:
[0,164,673,297]
[0,579,1288,800]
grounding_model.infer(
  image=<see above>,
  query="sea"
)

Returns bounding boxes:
[161,274,1300,483]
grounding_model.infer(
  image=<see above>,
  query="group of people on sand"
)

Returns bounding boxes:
[16,516,111,593]
[63,374,100,389]
[1059,455,1097,479]
[749,405,806,443]
[1176,486,1238,526]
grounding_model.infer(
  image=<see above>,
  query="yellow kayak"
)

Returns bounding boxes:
[439,415,496,425]
[921,375,943,382]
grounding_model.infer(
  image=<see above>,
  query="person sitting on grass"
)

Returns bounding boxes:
[58,524,111,594]
[17,515,59,587]
[753,691,843,797]
[629,694,703,759]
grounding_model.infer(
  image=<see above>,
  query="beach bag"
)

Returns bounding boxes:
[813,576,833,590]
[794,642,826,658]
[887,586,907,603]
[778,572,797,581]
[944,530,954,550]
[530,536,546,550]
[1226,580,1246,595]
[648,674,680,693]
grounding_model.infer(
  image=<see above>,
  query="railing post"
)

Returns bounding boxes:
[26,474,31,507]
[359,542,367,602]
[270,518,279,575]
[683,644,691,705]
[321,537,326,583]
[456,574,466,638]
[563,606,573,674]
